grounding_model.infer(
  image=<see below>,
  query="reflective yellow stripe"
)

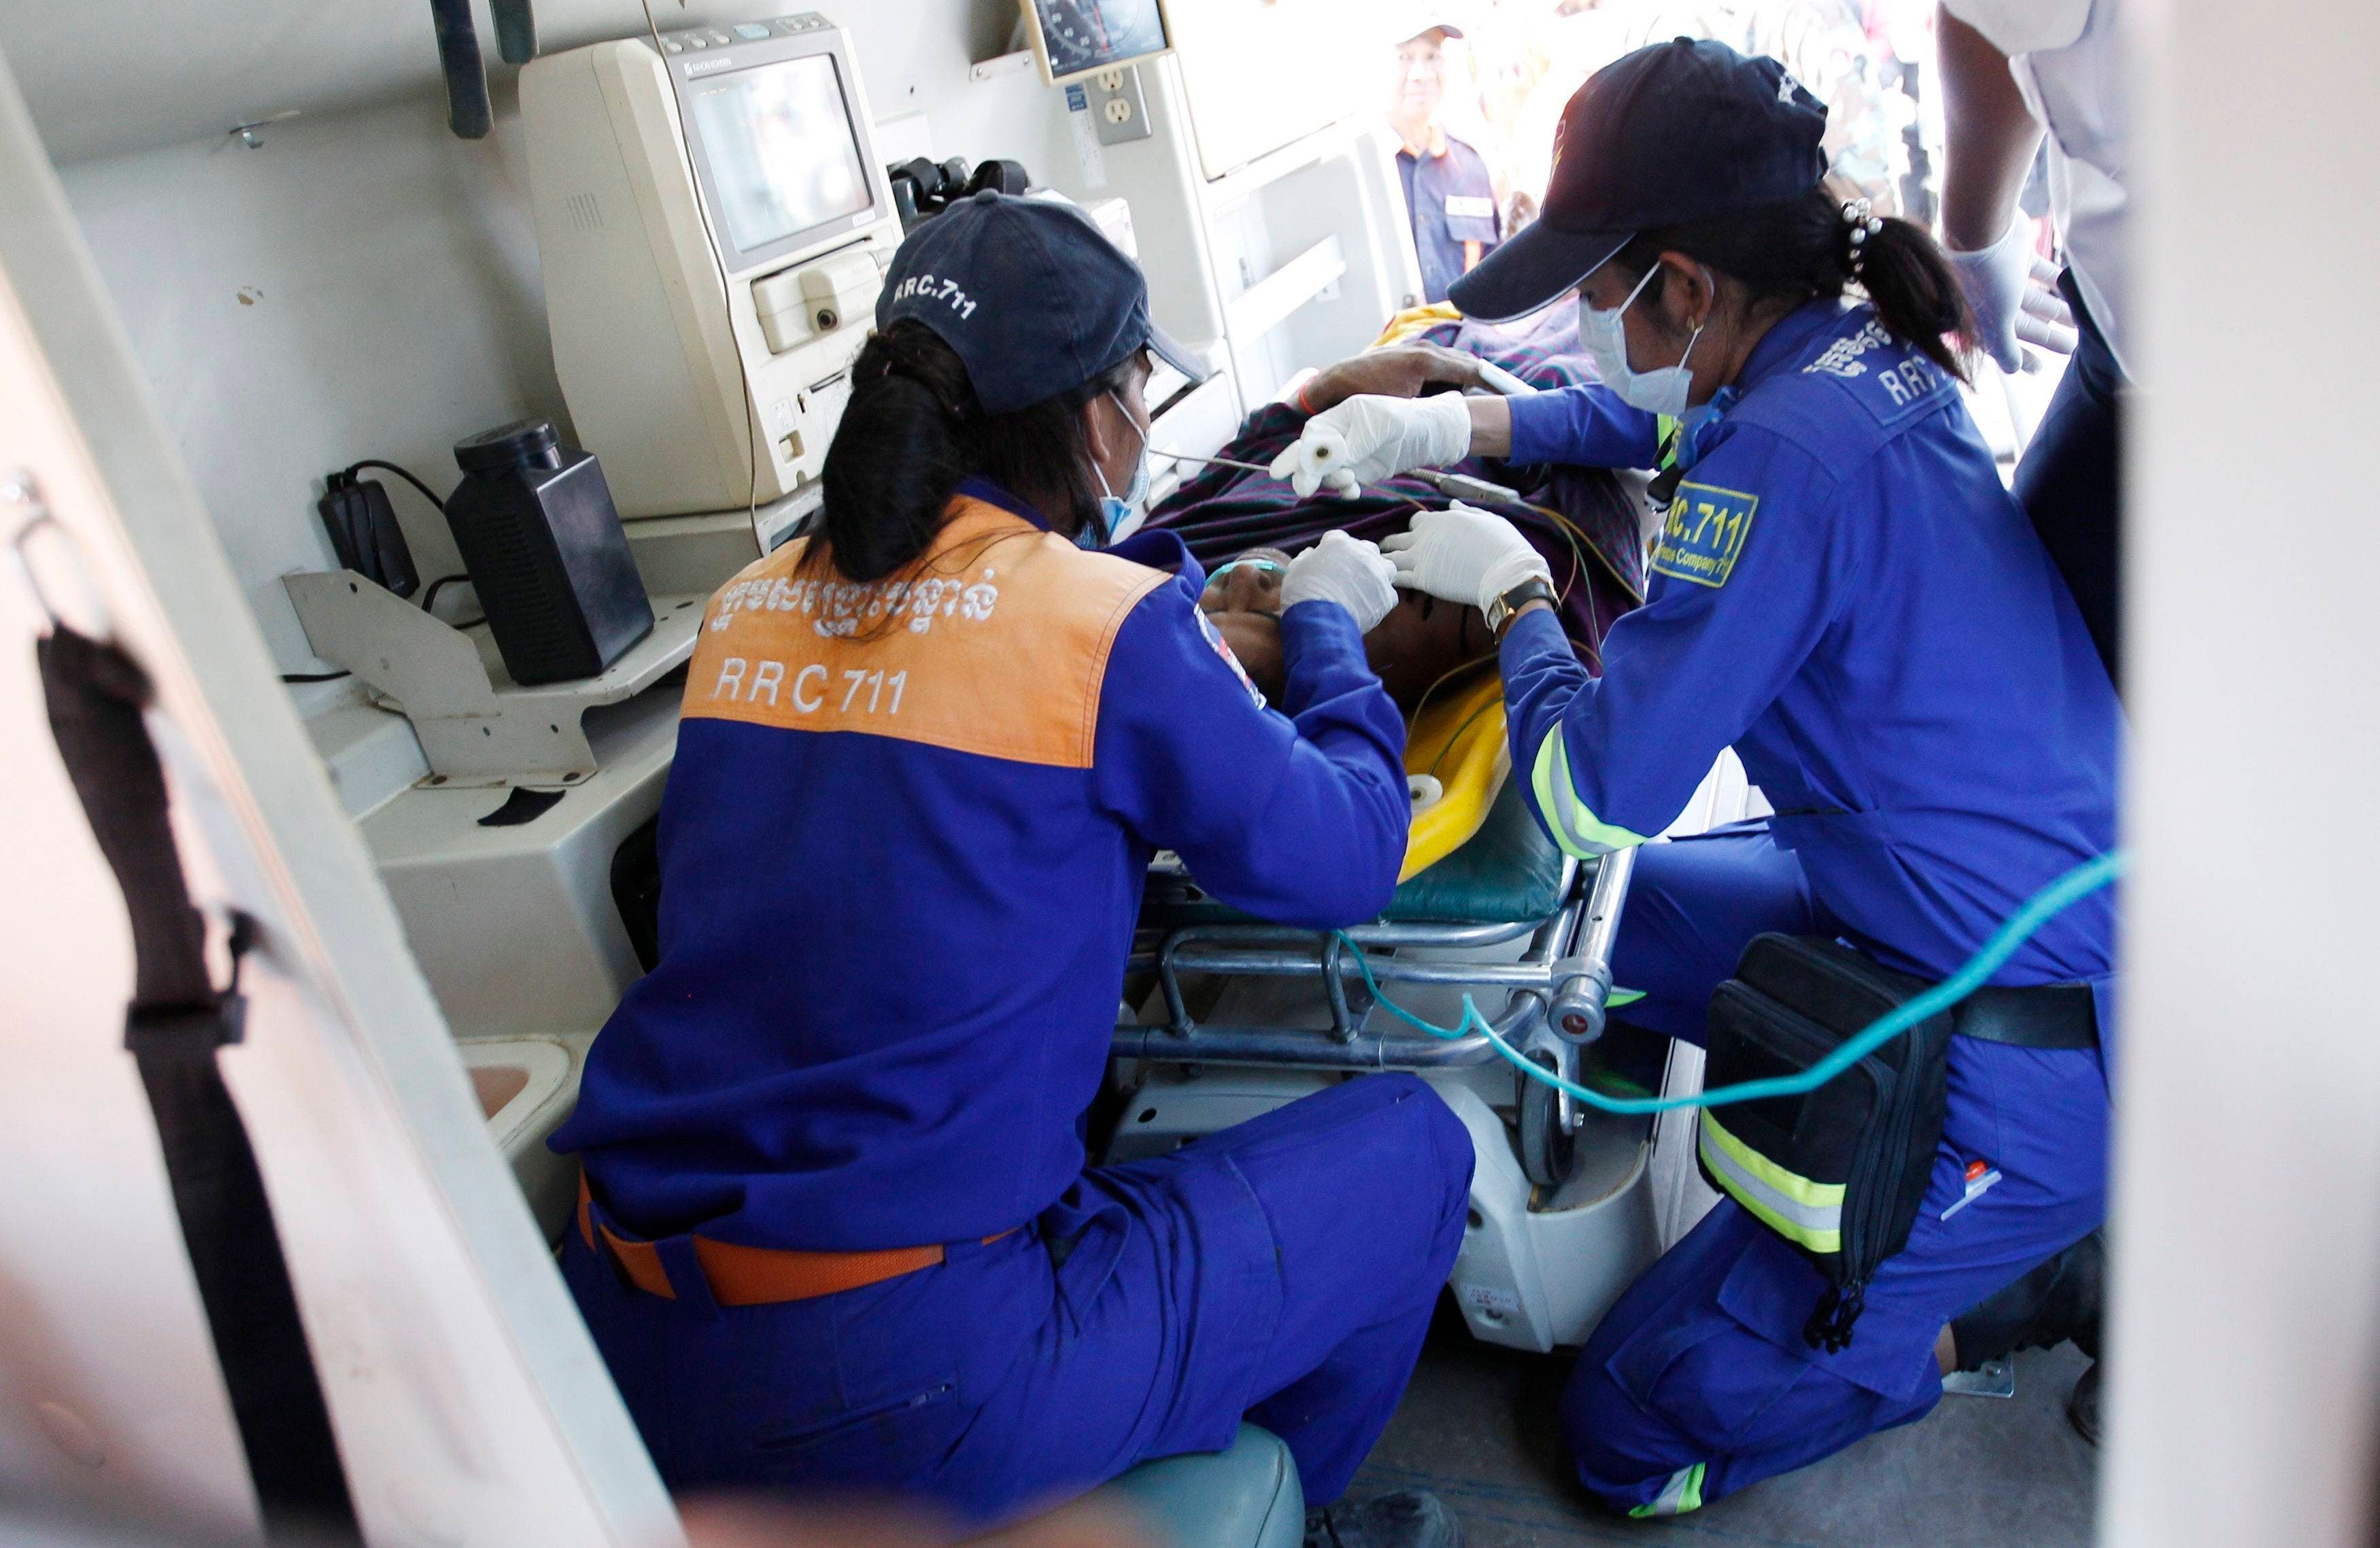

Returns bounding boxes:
[1699,1111,1843,1254]
[1528,729,1649,860]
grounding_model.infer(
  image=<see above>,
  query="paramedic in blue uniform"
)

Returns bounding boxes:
[550,192,1469,1548]
[1270,41,2117,1517]
[1389,13,1502,304]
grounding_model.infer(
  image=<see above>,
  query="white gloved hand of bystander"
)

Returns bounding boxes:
[1945,218,2079,373]
[1277,531,1401,633]
[1380,503,1552,616]
[1268,392,1474,499]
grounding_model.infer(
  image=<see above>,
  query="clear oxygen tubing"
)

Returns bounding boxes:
[1334,849,2124,1115]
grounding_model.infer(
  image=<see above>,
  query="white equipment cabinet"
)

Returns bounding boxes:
[1027,7,1423,503]
[520,14,904,539]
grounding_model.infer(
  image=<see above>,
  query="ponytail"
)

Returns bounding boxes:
[812,318,1141,584]
[1616,186,1977,382]
[1841,201,1975,381]
[817,322,976,583]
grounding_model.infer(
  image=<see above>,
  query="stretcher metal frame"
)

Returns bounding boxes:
[1112,847,1641,1183]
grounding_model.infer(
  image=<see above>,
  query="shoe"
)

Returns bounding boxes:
[1304,1491,1462,1548]
[1949,1228,2105,1369]
[2067,1360,2103,1447]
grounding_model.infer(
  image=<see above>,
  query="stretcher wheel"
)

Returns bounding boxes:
[1517,1049,1576,1190]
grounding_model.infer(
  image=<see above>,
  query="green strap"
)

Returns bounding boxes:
[1528,729,1649,859]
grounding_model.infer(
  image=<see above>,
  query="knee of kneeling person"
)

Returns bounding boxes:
[1405,1077,1477,1247]
[1558,1368,1666,1510]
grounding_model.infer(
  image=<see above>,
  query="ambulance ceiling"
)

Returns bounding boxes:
[1,0,826,165]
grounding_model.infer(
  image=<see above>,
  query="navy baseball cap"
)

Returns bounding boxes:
[1448,38,1829,322]
[877,190,1207,416]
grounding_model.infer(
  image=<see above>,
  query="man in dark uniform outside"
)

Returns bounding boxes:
[1388,8,1502,305]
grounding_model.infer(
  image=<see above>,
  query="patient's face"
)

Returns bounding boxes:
[1198,544,1489,709]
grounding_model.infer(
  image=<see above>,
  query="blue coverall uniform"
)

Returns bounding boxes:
[1397,130,1501,305]
[549,481,1472,1523]
[1497,300,2120,1516]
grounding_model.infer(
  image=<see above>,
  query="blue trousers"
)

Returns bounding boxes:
[1564,826,2109,1516]
[564,1072,1473,1523]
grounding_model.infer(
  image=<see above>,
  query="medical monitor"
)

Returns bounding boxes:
[522,16,903,525]
[1021,0,1176,87]
[679,49,877,269]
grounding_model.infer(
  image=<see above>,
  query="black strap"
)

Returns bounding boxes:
[1954,981,2099,1050]
[37,626,356,1532]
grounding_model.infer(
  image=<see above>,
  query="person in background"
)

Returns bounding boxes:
[1937,0,2128,691]
[1389,8,1503,305]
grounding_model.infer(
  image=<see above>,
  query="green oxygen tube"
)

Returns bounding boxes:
[1336,849,2123,1115]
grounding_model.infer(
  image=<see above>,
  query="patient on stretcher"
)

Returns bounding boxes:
[1153,310,1648,703]
[1199,545,1490,711]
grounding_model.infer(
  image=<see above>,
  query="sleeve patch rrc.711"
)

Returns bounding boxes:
[1652,482,1759,588]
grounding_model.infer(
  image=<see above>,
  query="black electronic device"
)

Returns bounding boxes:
[965,158,1032,197]
[887,156,1037,232]
[443,419,653,685]
[317,473,422,599]
[1020,0,1174,86]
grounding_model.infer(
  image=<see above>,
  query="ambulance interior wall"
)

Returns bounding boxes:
[14,0,1079,706]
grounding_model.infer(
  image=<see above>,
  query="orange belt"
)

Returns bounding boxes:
[577,1176,1009,1307]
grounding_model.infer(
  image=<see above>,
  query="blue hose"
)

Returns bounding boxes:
[1335,849,2124,1115]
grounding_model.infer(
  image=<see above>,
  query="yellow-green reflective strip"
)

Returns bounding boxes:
[1655,414,1682,470]
[1529,730,1649,860]
[1629,1462,1707,1518]
[1699,1112,1843,1253]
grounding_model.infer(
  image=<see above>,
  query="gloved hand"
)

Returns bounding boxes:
[1267,392,1473,499]
[1380,503,1551,616]
[1945,218,2079,373]
[1277,531,1400,633]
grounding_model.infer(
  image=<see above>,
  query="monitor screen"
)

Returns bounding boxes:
[1027,0,1170,82]
[687,54,872,257]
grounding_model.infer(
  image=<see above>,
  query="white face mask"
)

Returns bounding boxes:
[1579,260,1708,419]
[1085,389,1151,548]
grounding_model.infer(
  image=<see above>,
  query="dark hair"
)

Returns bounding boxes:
[811,320,1137,582]
[1612,186,1976,382]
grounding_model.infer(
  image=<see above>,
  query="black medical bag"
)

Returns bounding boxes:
[1697,935,1954,1352]
[1697,933,2101,1352]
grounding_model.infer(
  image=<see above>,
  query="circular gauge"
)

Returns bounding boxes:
[1030,0,1167,80]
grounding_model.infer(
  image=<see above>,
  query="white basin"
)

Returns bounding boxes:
[456,1033,594,1240]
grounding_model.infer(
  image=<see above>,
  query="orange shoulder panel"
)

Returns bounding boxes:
[683,498,1170,769]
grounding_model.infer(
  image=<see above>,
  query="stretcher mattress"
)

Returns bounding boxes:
[1142,677,1566,928]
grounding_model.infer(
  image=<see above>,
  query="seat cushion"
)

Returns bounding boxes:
[1095,1424,1305,1548]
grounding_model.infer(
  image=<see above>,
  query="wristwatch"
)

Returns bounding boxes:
[1484,577,1556,640]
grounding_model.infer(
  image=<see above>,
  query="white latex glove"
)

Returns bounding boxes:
[1267,392,1473,500]
[1278,531,1400,633]
[1945,218,2079,373]
[1379,503,1552,615]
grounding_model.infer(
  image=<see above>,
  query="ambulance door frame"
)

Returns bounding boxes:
[0,52,677,1546]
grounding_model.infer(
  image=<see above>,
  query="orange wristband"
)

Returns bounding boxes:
[1296,380,1319,416]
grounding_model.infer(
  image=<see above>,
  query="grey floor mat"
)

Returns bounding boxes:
[1353,1305,2097,1548]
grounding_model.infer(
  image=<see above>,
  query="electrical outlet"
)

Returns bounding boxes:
[1090,63,1152,146]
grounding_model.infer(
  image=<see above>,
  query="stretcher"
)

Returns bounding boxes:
[1112,699,1640,1188]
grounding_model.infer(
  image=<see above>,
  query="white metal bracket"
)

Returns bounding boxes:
[283,569,704,788]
